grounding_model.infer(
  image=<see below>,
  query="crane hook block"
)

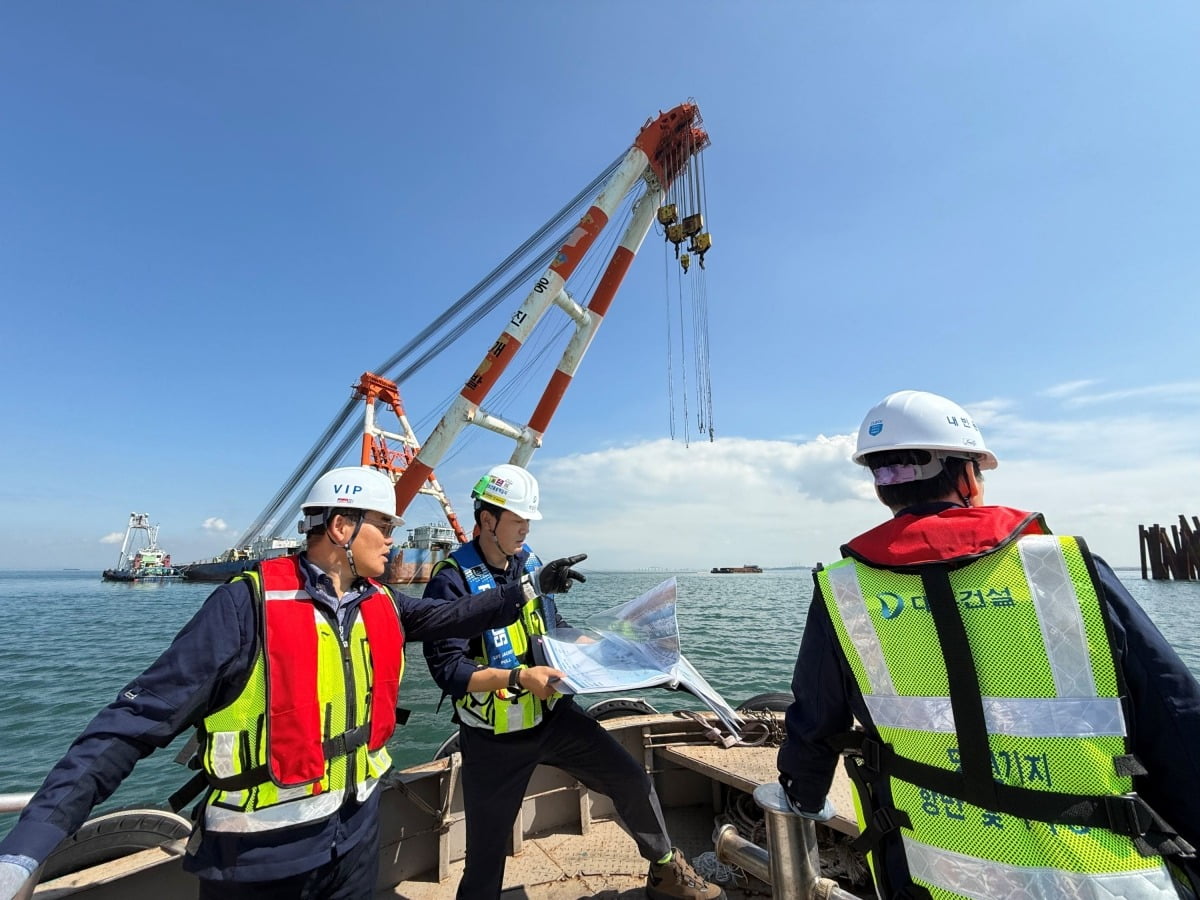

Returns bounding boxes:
[689,232,712,255]
[657,204,678,226]
[682,213,704,237]
[680,253,691,273]
[666,223,685,245]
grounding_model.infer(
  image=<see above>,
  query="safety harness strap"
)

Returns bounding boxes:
[197,722,382,794]
[322,723,371,759]
[169,771,210,813]
[832,731,1193,858]
[920,564,1000,811]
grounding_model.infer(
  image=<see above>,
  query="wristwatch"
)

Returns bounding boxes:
[508,667,524,691]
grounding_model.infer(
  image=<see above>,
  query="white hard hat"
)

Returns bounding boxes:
[298,466,403,533]
[853,390,998,482]
[471,464,542,520]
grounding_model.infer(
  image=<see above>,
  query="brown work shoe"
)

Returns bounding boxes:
[646,847,727,900]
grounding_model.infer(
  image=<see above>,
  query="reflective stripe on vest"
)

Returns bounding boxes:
[446,543,559,734]
[819,533,1176,899]
[200,556,404,833]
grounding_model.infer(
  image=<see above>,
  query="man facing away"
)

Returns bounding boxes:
[422,463,725,900]
[778,390,1200,899]
[0,465,588,900]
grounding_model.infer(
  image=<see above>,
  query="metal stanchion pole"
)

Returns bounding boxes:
[716,782,862,900]
[755,782,819,896]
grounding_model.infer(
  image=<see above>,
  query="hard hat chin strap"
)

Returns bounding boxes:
[324,510,366,580]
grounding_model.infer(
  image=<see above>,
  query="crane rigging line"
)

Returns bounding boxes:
[237,153,631,545]
[254,238,582,540]
[664,243,676,442]
[244,242,568,542]
[237,152,624,547]
[677,270,691,446]
[656,142,714,449]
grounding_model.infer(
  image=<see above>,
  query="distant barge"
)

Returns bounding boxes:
[711,564,763,574]
[101,513,181,583]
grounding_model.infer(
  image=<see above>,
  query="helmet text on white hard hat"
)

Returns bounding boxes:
[298,466,404,534]
[853,390,998,485]
[471,464,542,521]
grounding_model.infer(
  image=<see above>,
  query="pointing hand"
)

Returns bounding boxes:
[536,554,588,595]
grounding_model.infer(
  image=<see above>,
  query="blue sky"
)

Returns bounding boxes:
[1,3,1197,572]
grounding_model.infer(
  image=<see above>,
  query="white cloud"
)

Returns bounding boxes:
[1040,379,1097,399]
[1057,380,1200,408]
[532,436,881,571]
[99,532,124,544]
[527,402,1198,571]
[202,517,230,533]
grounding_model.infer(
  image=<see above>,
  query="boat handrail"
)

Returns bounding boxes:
[715,782,860,900]
[1,792,33,814]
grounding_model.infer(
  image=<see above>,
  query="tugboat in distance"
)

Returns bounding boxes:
[710,563,764,574]
[101,513,181,582]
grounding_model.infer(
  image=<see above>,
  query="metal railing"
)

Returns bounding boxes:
[715,783,861,900]
[0,793,33,814]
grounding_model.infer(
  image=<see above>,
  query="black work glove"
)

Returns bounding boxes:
[535,553,587,595]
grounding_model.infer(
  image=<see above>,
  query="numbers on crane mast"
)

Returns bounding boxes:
[532,276,550,294]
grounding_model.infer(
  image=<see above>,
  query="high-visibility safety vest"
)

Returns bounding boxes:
[437,542,561,734]
[818,506,1190,900]
[198,556,404,833]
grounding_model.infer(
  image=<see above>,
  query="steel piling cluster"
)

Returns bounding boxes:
[1139,515,1200,580]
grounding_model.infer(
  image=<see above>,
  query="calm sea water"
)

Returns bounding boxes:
[2,568,1198,834]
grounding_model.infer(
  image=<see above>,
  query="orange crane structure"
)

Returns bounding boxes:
[220,101,712,584]
[393,102,711,514]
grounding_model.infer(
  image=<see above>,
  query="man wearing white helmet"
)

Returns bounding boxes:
[423,463,725,900]
[777,391,1200,900]
[0,465,587,900]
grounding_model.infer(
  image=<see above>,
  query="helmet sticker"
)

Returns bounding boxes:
[868,420,883,437]
[469,465,543,519]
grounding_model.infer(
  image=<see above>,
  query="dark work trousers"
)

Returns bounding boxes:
[197,814,380,900]
[456,701,672,899]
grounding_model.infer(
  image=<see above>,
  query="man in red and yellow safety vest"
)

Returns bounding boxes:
[0,466,587,900]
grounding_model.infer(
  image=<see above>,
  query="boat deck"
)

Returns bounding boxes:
[31,714,871,900]
[379,737,864,899]
[380,809,733,899]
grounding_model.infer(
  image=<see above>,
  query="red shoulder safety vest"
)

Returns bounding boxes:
[258,556,404,785]
[844,505,1049,567]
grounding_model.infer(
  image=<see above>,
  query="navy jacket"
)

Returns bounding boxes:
[422,540,569,708]
[778,505,1200,892]
[0,554,528,883]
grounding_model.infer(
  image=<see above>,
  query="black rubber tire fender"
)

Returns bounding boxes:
[736,691,794,712]
[40,808,193,881]
[584,697,659,721]
[433,731,461,760]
